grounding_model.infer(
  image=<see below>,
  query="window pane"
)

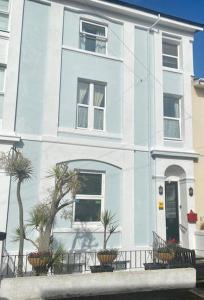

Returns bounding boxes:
[0,67,5,91]
[94,84,105,107]
[82,22,105,37]
[94,109,104,130]
[164,97,180,118]
[163,55,178,69]
[95,39,106,54]
[163,41,178,56]
[77,106,88,128]
[78,81,89,104]
[78,173,102,195]
[75,199,101,222]
[164,119,180,139]
[0,94,3,119]
[0,0,9,12]
[0,13,8,31]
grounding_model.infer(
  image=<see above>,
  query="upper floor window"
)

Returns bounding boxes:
[80,20,107,54]
[0,0,9,31]
[162,36,180,70]
[76,79,106,131]
[163,94,181,140]
[74,172,104,223]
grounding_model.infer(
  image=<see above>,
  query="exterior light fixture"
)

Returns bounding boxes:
[0,232,6,241]
[159,186,163,195]
[189,187,193,197]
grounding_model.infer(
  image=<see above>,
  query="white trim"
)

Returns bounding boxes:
[53,226,122,233]
[58,126,121,140]
[73,0,203,32]
[27,0,51,5]
[0,65,6,93]
[162,67,183,74]
[64,4,124,26]
[62,45,123,62]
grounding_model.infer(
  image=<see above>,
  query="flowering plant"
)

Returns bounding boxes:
[28,251,51,258]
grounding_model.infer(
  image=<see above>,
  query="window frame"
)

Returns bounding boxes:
[0,0,10,32]
[73,171,105,225]
[0,64,6,94]
[163,94,182,141]
[76,79,106,132]
[79,19,108,55]
[162,36,181,70]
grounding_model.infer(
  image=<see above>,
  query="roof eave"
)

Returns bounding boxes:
[72,0,203,32]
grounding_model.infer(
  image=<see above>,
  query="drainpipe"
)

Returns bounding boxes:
[149,14,161,32]
[147,14,160,244]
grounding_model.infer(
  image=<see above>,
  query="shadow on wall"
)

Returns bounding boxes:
[71,226,99,251]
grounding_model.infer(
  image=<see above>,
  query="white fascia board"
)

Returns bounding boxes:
[71,0,203,33]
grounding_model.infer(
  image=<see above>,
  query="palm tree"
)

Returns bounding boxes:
[0,149,33,276]
[101,210,118,249]
[25,163,80,253]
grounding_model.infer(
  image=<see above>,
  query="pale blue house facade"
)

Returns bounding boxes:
[0,0,202,253]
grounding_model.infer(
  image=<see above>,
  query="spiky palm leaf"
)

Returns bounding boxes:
[0,150,33,182]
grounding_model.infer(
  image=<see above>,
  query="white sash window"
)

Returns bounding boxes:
[80,20,108,54]
[77,79,106,131]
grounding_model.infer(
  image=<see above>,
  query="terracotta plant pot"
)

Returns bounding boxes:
[156,252,175,262]
[97,253,117,265]
[28,256,51,268]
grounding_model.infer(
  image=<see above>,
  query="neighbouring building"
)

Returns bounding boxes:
[0,0,202,254]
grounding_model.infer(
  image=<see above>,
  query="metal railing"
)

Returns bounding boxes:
[152,231,196,268]
[1,249,153,278]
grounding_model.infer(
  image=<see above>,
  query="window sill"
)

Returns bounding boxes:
[58,127,122,140]
[162,67,183,74]
[62,45,123,62]
[53,225,122,233]
[0,30,9,39]
[164,137,182,142]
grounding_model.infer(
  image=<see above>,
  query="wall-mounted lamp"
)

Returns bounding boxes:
[189,187,193,197]
[0,232,6,241]
[159,186,163,195]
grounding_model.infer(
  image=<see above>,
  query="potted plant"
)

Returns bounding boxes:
[156,246,175,262]
[97,209,118,266]
[28,251,51,275]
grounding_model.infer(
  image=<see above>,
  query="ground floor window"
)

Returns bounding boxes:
[74,172,104,222]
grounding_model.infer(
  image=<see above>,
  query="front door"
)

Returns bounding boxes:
[165,181,180,242]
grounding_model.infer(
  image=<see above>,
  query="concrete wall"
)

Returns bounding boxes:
[0,268,196,300]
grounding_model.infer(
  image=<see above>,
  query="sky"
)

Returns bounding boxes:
[115,0,204,78]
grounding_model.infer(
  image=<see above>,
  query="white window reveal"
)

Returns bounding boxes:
[0,65,5,120]
[0,0,9,31]
[77,80,106,131]
[80,20,107,54]
[162,36,180,70]
[163,94,181,140]
[74,172,104,223]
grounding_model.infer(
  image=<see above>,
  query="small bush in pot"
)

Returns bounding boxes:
[97,210,118,265]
